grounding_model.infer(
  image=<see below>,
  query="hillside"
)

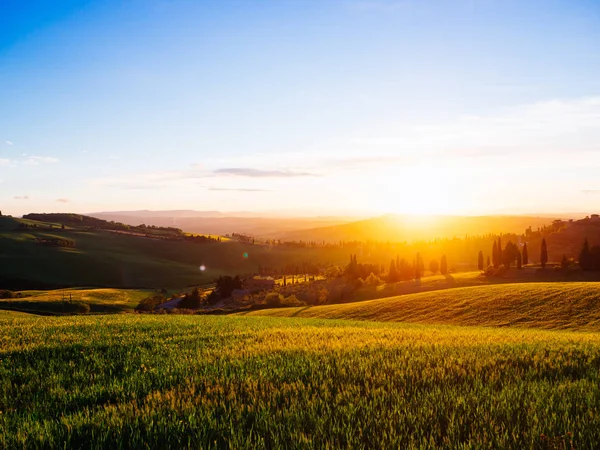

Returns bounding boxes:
[277,214,558,243]
[89,211,352,237]
[0,216,352,289]
[244,282,600,331]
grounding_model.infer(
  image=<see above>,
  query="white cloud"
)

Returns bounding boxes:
[5,140,13,146]
[23,156,59,166]
[0,158,10,166]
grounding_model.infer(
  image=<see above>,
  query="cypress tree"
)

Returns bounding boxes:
[522,242,528,266]
[492,241,498,268]
[540,238,548,269]
[516,251,522,269]
[440,255,448,275]
[579,238,592,270]
[389,260,398,282]
[497,237,502,260]
[487,255,491,267]
[477,251,484,271]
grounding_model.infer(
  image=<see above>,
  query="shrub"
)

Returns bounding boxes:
[283,294,305,307]
[265,293,284,308]
[0,290,14,299]
[135,295,165,312]
[364,273,383,286]
[76,303,90,314]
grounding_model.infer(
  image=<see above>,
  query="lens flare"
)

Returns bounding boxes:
[243,252,249,258]
[199,265,206,271]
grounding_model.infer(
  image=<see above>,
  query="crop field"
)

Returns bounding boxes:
[246,282,600,331]
[1,314,599,448]
[0,288,152,315]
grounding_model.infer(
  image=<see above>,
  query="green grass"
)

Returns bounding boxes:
[0,288,153,315]
[244,282,600,331]
[1,314,599,448]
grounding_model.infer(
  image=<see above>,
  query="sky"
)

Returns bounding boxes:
[1,0,600,217]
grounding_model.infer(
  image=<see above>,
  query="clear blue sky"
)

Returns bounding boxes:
[1,0,600,216]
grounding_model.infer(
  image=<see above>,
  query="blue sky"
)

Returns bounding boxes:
[1,0,600,216]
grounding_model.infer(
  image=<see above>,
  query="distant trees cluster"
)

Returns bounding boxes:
[482,236,548,272]
[578,238,600,271]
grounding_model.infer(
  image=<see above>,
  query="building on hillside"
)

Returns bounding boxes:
[243,277,275,293]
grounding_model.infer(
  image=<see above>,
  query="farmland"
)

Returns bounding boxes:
[0,314,598,448]
[245,282,600,331]
[0,288,152,315]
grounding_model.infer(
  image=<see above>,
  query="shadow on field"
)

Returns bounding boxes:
[0,301,126,316]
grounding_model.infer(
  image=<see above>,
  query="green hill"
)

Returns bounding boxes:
[243,282,600,331]
[0,216,349,289]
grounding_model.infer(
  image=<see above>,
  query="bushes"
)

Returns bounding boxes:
[76,303,90,314]
[0,290,14,299]
[265,293,284,308]
[135,295,166,312]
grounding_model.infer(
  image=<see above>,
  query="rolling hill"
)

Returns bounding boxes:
[244,282,600,331]
[0,215,351,289]
[89,210,353,237]
[276,214,559,243]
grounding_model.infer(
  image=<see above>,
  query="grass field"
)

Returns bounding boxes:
[245,282,600,331]
[0,288,152,315]
[0,313,598,448]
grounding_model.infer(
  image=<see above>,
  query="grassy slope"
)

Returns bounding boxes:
[244,282,600,331]
[0,288,152,314]
[0,216,350,289]
[1,314,599,448]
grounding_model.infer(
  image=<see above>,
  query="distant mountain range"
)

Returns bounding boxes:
[88,210,355,237]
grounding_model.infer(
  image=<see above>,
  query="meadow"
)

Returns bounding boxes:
[0,288,152,315]
[1,313,599,448]
[246,282,600,331]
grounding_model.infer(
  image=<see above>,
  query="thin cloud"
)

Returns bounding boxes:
[5,140,13,146]
[23,156,59,166]
[14,196,29,200]
[213,168,315,178]
[582,190,600,195]
[56,198,69,203]
[207,187,272,192]
[0,158,9,166]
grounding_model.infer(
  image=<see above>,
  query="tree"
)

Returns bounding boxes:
[498,236,502,258]
[522,242,529,266]
[540,238,548,269]
[486,256,491,267]
[388,260,398,282]
[492,241,499,269]
[561,254,569,269]
[414,253,423,279]
[265,292,284,307]
[440,255,448,275]
[502,241,520,268]
[516,251,522,269]
[477,251,484,271]
[579,238,592,271]
[179,287,203,308]
[429,259,439,274]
